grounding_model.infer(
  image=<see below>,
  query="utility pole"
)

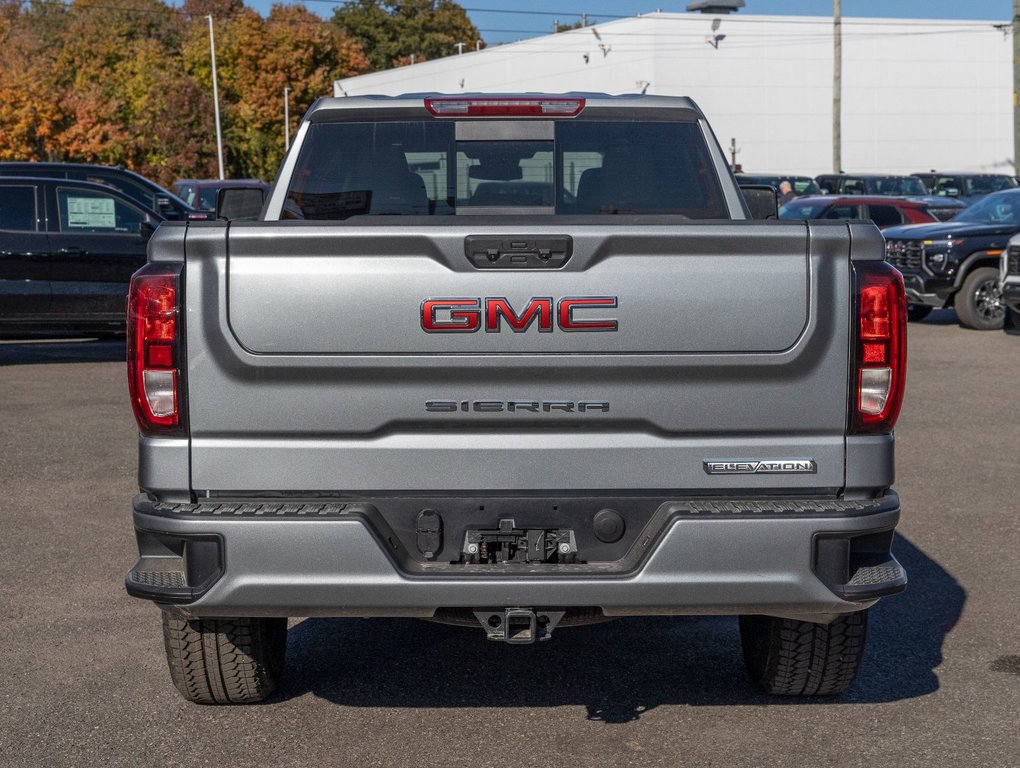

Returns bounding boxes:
[283,87,290,152]
[207,15,225,180]
[1014,0,1020,173]
[833,0,842,173]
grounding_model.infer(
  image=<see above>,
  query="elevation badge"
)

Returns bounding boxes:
[703,459,817,475]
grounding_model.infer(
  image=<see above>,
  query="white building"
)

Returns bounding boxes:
[333,12,1014,176]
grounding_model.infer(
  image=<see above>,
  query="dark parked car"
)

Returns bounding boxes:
[734,174,822,197]
[779,195,967,228]
[0,162,205,222]
[912,172,1016,203]
[815,174,928,197]
[0,177,161,336]
[172,178,269,213]
[883,188,1020,330]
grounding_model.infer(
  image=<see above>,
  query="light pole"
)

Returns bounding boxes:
[833,0,842,173]
[1014,0,1019,173]
[284,86,290,152]
[207,14,225,180]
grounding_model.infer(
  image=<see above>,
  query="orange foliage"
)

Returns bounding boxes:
[0,0,374,185]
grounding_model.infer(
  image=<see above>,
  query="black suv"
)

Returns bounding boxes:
[883,188,1020,330]
[0,162,205,222]
[912,172,1016,203]
[815,174,928,196]
[0,177,161,336]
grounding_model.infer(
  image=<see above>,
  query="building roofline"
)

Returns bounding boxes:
[335,12,1006,93]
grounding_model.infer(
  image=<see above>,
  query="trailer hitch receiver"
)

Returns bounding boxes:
[472,608,566,644]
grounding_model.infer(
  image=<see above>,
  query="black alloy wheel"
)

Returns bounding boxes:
[955,267,1005,330]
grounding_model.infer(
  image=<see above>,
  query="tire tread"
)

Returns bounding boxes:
[740,610,867,696]
[161,614,286,704]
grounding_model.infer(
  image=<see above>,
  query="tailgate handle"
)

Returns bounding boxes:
[464,235,572,269]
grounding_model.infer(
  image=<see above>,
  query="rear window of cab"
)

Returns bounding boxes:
[283,120,727,219]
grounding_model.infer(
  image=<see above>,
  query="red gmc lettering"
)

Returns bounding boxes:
[423,296,618,333]
[557,297,619,332]
[485,298,553,333]
[421,299,481,332]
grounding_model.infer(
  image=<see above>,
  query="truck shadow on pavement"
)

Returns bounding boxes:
[282,536,963,718]
[0,338,125,365]
[913,308,959,326]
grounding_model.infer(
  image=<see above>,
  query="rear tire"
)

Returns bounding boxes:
[162,613,287,704]
[907,305,932,322]
[954,267,1005,330]
[739,610,868,696]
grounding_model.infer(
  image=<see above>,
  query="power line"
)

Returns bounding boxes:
[11,0,1009,42]
[307,0,1009,29]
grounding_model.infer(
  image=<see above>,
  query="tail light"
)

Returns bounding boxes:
[851,260,907,433]
[128,263,184,434]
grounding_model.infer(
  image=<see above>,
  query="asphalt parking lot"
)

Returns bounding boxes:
[1,309,1018,768]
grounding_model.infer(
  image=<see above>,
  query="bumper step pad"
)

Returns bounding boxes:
[840,558,907,599]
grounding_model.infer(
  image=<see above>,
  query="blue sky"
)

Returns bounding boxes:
[258,1,1011,43]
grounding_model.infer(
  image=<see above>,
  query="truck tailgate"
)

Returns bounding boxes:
[183,220,851,493]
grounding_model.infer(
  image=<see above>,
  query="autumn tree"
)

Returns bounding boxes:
[183,3,370,181]
[0,0,436,185]
[0,0,66,161]
[42,0,215,184]
[179,0,246,20]
[555,20,585,33]
[333,0,481,70]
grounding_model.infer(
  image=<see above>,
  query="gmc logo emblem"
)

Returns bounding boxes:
[421,297,618,333]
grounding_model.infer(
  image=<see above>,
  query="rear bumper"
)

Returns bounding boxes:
[126,492,905,621]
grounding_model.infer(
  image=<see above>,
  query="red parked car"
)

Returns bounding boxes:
[778,195,967,228]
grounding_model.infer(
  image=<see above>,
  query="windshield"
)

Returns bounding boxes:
[78,171,190,213]
[962,176,1016,196]
[738,176,820,196]
[198,187,218,210]
[778,201,826,219]
[283,120,727,219]
[952,192,1020,226]
[790,178,821,195]
[872,177,926,195]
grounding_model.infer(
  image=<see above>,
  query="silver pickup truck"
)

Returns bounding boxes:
[125,94,908,704]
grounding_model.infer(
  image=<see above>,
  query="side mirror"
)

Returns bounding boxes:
[139,219,157,242]
[739,184,778,220]
[216,187,267,221]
